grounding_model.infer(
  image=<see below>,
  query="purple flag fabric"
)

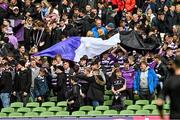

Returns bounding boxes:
[33,37,81,60]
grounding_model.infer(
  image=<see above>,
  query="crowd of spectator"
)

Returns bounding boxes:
[0,0,179,113]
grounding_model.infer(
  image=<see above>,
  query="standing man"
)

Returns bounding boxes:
[13,59,32,106]
[134,61,158,100]
[154,55,169,94]
[157,56,180,119]
[30,59,40,101]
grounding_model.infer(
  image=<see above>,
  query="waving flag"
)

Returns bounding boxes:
[33,33,120,62]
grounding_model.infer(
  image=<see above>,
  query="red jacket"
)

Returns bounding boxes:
[112,0,136,13]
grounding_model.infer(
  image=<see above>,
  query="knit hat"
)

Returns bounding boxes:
[107,23,115,29]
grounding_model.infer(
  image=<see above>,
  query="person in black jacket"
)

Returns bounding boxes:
[154,54,169,94]
[49,22,62,46]
[13,59,31,106]
[0,63,12,108]
[67,76,81,113]
[31,20,50,51]
[111,69,126,110]
[56,66,67,102]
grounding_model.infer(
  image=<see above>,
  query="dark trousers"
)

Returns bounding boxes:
[126,88,134,100]
[16,92,29,107]
[139,88,154,100]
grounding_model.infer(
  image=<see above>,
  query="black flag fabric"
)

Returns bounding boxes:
[119,30,160,51]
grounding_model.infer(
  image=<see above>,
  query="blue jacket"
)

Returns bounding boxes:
[34,76,49,97]
[91,26,108,38]
[134,68,159,94]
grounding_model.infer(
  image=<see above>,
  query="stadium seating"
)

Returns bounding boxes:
[72,111,86,116]
[17,107,31,113]
[135,110,150,115]
[1,107,14,114]
[127,105,141,111]
[124,100,133,106]
[49,97,57,102]
[104,95,110,101]
[42,102,55,108]
[143,105,157,111]
[48,107,62,112]
[0,113,7,117]
[24,112,39,117]
[0,98,171,118]
[103,110,118,116]
[10,102,23,109]
[88,111,102,116]
[120,110,134,115]
[9,112,23,117]
[135,100,149,106]
[103,100,113,106]
[95,106,109,111]
[79,106,93,112]
[32,107,46,113]
[56,111,69,116]
[40,112,54,117]
[26,102,39,108]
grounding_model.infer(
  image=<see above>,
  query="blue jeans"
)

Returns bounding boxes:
[30,88,35,102]
[92,100,99,107]
[0,93,10,108]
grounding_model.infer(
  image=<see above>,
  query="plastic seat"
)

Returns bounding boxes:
[103,100,112,106]
[26,102,39,108]
[24,112,39,117]
[95,106,109,111]
[56,111,69,116]
[151,110,159,115]
[40,112,54,117]
[88,111,102,116]
[72,111,86,116]
[57,101,67,107]
[17,107,31,113]
[80,106,93,112]
[143,105,157,111]
[136,110,150,115]
[105,90,113,95]
[49,97,57,102]
[32,107,46,113]
[135,100,149,106]
[124,100,133,106]
[1,107,14,113]
[48,107,62,112]
[120,110,134,115]
[104,95,110,101]
[151,100,157,105]
[127,105,141,111]
[9,112,23,117]
[163,104,170,110]
[151,110,167,115]
[103,110,118,115]
[0,113,7,117]
[42,102,55,108]
[10,102,23,108]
